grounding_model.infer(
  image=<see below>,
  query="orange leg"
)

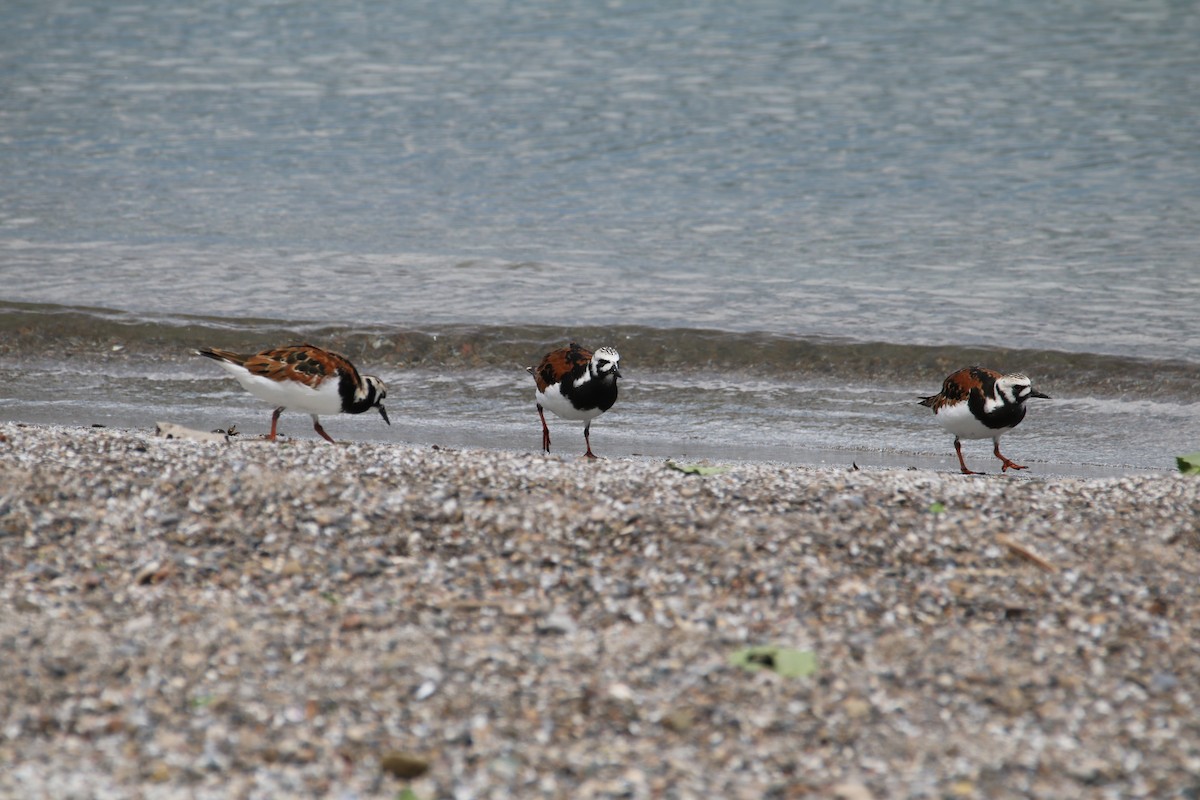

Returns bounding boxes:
[537,404,551,453]
[994,439,1027,472]
[268,407,285,441]
[583,421,598,459]
[312,416,337,444]
[954,438,981,475]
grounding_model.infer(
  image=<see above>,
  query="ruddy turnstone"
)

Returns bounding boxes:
[919,366,1050,475]
[527,343,621,458]
[196,344,389,443]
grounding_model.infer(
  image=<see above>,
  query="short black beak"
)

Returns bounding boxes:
[378,404,391,425]
[614,367,623,379]
[1031,390,1051,400]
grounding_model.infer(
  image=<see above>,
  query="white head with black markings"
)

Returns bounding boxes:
[591,347,621,380]
[995,373,1050,406]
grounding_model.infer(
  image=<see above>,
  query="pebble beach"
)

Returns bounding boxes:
[2,421,1199,799]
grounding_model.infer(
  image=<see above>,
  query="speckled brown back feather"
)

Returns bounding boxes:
[200,344,360,390]
[919,366,1003,411]
[528,343,592,392]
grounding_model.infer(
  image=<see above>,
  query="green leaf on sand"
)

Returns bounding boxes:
[666,460,729,476]
[397,790,421,800]
[1177,452,1200,475]
[928,501,946,514]
[729,646,817,678]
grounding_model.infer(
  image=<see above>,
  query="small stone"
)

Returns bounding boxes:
[608,683,635,702]
[1066,757,1110,783]
[380,752,429,779]
[536,606,577,636]
[340,614,367,631]
[1151,672,1179,693]
[843,698,871,719]
[133,562,162,585]
[831,781,874,800]
[661,708,695,733]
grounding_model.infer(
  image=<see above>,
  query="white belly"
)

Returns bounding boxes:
[222,365,344,416]
[934,401,1010,440]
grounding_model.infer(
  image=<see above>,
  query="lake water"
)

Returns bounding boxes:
[2,0,1198,475]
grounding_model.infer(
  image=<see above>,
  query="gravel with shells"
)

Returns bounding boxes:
[2,422,1200,800]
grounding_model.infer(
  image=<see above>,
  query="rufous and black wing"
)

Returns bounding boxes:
[919,366,1001,411]
[240,344,358,389]
[531,342,592,392]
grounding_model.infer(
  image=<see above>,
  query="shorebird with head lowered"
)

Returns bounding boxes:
[196,343,389,443]
[527,342,621,458]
